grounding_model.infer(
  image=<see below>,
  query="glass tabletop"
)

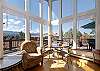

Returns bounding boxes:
[0,51,22,70]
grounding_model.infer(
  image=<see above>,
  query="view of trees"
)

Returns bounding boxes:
[19,31,25,39]
[63,28,95,40]
[63,28,82,39]
[3,31,25,40]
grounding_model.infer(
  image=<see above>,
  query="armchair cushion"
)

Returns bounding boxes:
[21,40,43,70]
[21,41,37,53]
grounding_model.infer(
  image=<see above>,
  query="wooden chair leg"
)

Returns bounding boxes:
[41,57,43,66]
[11,65,20,71]
[18,63,24,71]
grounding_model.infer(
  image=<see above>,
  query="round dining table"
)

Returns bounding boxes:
[0,51,22,71]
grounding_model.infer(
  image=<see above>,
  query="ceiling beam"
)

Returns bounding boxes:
[3,4,96,25]
[3,4,46,24]
[51,9,96,24]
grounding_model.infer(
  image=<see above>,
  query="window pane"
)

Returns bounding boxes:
[77,0,95,13]
[52,1,59,20]
[3,14,24,32]
[5,0,24,11]
[62,0,72,17]
[29,0,39,16]
[43,1,48,20]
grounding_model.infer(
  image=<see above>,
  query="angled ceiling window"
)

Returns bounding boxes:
[62,0,72,17]
[5,0,24,11]
[29,0,39,17]
[52,0,59,20]
[77,0,95,13]
[43,1,48,20]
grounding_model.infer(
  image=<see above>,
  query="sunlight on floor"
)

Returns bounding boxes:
[76,59,96,71]
[43,54,100,71]
[50,60,66,68]
[27,54,100,71]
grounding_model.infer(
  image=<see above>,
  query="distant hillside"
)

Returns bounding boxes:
[3,31,19,37]
[3,31,40,39]
[31,33,40,37]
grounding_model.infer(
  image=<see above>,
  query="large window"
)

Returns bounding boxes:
[63,22,73,45]
[3,13,24,32]
[77,19,95,49]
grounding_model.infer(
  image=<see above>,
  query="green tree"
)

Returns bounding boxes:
[64,28,73,38]
[83,32,90,39]
[64,28,82,39]
[77,31,82,39]
[19,31,25,39]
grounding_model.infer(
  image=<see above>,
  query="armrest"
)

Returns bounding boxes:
[92,49,100,55]
[20,50,27,55]
[37,47,42,55]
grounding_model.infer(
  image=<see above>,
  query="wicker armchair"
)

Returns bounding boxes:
[21,40,43,70]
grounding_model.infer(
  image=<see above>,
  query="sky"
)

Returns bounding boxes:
[3,0,95,34]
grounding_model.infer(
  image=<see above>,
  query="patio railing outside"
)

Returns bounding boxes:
[3,37,40,53]
[3,36,95,54]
